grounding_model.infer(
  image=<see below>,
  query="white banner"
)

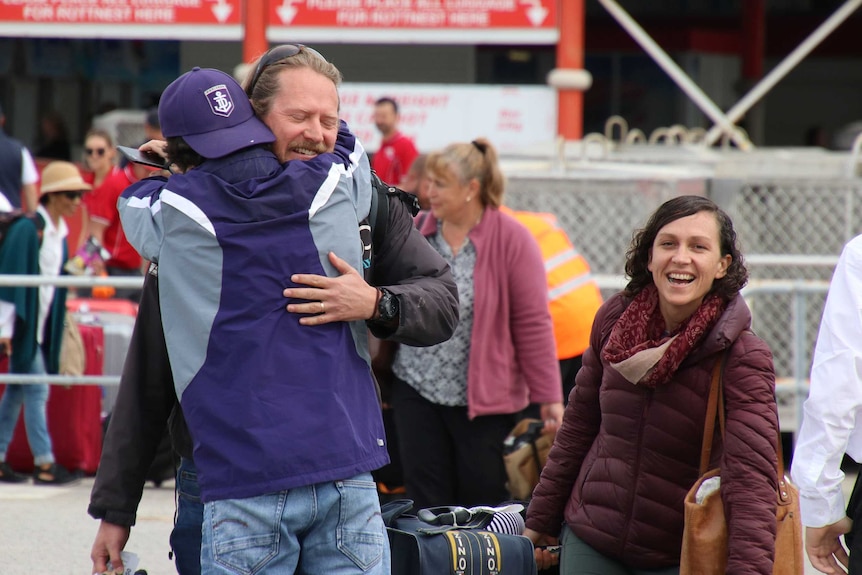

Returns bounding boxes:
[338,83,557,154]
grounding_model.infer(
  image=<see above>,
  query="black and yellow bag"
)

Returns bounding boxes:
[382,500,537,575]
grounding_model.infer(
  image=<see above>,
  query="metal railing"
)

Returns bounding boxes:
[593,274,829,434]
[0,274,143,386]
[0,275,144,288]
[0,272,833,435]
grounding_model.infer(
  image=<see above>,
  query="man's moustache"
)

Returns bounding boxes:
[288,141,327,155]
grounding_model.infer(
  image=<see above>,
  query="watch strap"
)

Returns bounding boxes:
[373,288,384,320]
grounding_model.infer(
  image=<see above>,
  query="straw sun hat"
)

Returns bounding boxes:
[39,161,92,195]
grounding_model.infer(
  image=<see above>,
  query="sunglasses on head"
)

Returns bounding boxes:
[62,191,83,200]
[85,147,106,157]
[245,43,326,97]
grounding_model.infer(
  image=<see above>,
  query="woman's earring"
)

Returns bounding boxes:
[466,196,472,203]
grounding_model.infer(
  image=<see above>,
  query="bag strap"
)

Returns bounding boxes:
[380,499,415,527]
[529,440,543,478]
[414,504,525,535]
[416,506,496,530]
[699,345,792,505]
[699,354,727,476]
[369,170,390,255]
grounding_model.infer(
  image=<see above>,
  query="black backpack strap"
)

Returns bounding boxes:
[360,174,387,281]
[364,171,421,281]
[369,170,391,254]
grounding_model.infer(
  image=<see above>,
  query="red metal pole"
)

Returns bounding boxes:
[244,0,269,64]
[742,0,766,80]
[557,0,585,140]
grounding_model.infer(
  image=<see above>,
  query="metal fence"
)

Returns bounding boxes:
[0,274,142,386]
[503,141,862,434]
[7,146,862,434]
[91,109,148,148]
[0,272,824,433]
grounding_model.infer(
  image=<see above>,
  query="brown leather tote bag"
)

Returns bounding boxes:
[679,356,803,575]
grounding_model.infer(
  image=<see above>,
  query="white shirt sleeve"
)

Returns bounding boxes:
[20,148,39,186]
[0,300,15,339]
[792,235,862,527]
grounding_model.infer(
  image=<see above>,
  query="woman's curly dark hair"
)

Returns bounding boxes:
[165,136,204,173]
[623,195,748,300]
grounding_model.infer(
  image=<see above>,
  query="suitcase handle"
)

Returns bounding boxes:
[381,499,415,527]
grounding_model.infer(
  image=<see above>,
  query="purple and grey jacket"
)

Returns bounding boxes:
[117,123,388,502]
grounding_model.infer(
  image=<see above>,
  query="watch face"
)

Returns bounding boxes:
[379,290,398,320]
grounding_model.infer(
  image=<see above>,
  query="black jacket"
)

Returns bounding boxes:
[88,192,458,526]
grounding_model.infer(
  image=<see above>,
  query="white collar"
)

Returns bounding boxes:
[37,204,68,238]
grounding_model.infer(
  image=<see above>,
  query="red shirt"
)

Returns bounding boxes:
[85,165,143,270]
[371,132,419,187]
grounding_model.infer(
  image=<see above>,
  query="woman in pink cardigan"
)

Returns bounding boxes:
[391,138,563,510]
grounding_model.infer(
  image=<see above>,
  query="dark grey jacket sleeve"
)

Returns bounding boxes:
[88,270,180,527]
[367,193,458,346]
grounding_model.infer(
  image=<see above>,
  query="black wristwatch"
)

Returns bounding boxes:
[376,288,399,322]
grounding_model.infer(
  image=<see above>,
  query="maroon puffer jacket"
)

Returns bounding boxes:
[526,292,779,574]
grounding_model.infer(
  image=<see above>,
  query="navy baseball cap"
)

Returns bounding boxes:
[158,67,275,159]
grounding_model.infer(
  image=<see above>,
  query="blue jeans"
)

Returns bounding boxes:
[171,457,203,575]
[0,350,54,465]
[201,472,390,575]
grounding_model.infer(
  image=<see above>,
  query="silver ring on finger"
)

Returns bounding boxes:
[320,301,325,314]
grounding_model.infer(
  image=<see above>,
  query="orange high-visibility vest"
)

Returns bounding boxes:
[502,207,603,360]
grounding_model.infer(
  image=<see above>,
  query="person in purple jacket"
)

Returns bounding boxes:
[393,137,564,510]
[90,46,458,575]
[118,66,389,575]
[525,196,780,574]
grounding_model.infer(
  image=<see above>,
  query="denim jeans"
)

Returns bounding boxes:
[201,472,390,575]
[0,350,54,465]
[171,457,203,575]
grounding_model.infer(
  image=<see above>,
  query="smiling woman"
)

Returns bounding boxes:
[524,196,780,575]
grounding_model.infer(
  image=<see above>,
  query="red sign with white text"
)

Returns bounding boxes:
[0,0,241,38]
[268,0,558,44]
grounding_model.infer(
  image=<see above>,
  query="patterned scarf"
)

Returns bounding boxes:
[602,284,726,388]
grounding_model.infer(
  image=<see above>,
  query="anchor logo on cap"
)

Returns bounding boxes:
[205,84,234,118]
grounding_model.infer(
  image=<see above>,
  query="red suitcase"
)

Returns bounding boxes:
[67,297,137,417]
[66,297,138,317]
[2,321,105,474]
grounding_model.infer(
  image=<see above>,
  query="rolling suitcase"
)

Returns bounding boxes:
[2,319,105,474]
[75,297,177,485]
[67,298,137,416]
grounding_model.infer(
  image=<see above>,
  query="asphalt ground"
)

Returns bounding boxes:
[0,474,852,574]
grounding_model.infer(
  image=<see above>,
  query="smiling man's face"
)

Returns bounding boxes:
[262,66,339,163]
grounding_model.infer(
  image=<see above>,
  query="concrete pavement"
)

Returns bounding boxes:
[0,473,851,574]
[0,477,175,575]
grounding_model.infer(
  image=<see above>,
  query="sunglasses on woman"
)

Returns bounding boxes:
[244,43,326,97]
[62,191,84,200]
[85,148,106,157]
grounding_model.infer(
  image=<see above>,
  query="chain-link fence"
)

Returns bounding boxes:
[503,144,862,399]
[716,179,862,390]
[91,109,147,148]
[504,172,708,279]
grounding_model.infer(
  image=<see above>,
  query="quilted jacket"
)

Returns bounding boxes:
[526,292,779,574]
